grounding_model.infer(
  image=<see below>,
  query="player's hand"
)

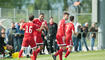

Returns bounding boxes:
[44,36,47,40]
[42,22,45,27]
[20,23,24,26]
[40,22,45,29]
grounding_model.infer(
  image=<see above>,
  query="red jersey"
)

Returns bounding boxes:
[65,22,75,38]
[22,22,37,37]
[56,19,65,36]
[33,18,47,36]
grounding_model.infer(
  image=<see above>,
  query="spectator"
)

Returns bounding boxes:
[89,23,98,50]
[6,22,18,52]
[72,23,78,51]
[0,28,6,56]
[72,33,77,51]
[47,17,58,53]
[0,28,12,57]
[15,20,25,51]
[81,22,89,51]
[0,22,3,36]
[74,23,82,52]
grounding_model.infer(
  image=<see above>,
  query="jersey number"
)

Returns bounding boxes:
[26,26,32,33]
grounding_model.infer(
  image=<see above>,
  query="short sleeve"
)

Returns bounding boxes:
[44,21,47,26]
[33,24,38,30]
[33,18,37,24]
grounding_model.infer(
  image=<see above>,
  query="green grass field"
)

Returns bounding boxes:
[1,50,105,60]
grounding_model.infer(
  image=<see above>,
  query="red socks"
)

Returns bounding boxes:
[19,50,23,58]
[55,48,63,56]
[34,48,40,58]
[36,48,40,53]
[59,51,63,60]
[64,50,70,58]
[33,51,37,60]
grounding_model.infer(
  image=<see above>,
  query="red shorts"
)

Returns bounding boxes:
[65,37,73,47]
[56,35,66,46]
[34,35,43,45]
[22,37,36,48]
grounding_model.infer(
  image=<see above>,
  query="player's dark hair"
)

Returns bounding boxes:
[50,16,53,19]
[29,15,34,21]
[40,13,44,16]
[70,16,74,21]
[64,12,69,16]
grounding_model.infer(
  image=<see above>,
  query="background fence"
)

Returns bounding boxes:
[0,8,92,28]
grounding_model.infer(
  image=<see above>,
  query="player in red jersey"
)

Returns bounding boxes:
[33,13,48,57]
[52,12,69,60]
[63,16,76,60]
[18,15,44,60]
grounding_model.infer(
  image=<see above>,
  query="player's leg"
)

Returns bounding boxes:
[19,38,28,58]
[52,45,66,60]
[36,44,43,54]
[52,46,62,60]
[30,38,37,60]
[35,36,44,54]
[64,46,72,60]
[59,49,63,60]
[19,47,26,58]
[32,47,37,60]
[52,35,66,60]
[55,46,65,56]
[64,40,73,60]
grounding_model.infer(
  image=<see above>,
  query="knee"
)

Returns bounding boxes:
[62,47,66,51]
[21,47,26,50]
[33,47,37,51]
[67,46,72,51]
[40,46,43,50]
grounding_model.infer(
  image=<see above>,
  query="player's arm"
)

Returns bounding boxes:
[20,23,25,30]
[20,26,23,30]
[72,30,76,35]
[43,25,48,31]
[36,22,45,32]
[72,25,76,35]
[36,27,43,32]
[43,21,48,31]
[33,18,36,23]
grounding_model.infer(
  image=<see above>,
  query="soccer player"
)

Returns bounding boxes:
[52,12,69,60]
[33,13,48,57]
[63,16,76,60]
[18,15,43,60]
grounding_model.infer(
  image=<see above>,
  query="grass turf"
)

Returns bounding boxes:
[1,50,105,60]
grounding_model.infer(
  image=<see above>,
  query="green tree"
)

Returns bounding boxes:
[50,0,69,11]
[63,0,69,11]
[80,0,92,13]
[49,0,69,11]
[34,0,51,10]
[0,0,29,9]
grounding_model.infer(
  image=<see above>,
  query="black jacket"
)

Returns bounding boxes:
[0,36,6,53]
[47,23,57,38]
